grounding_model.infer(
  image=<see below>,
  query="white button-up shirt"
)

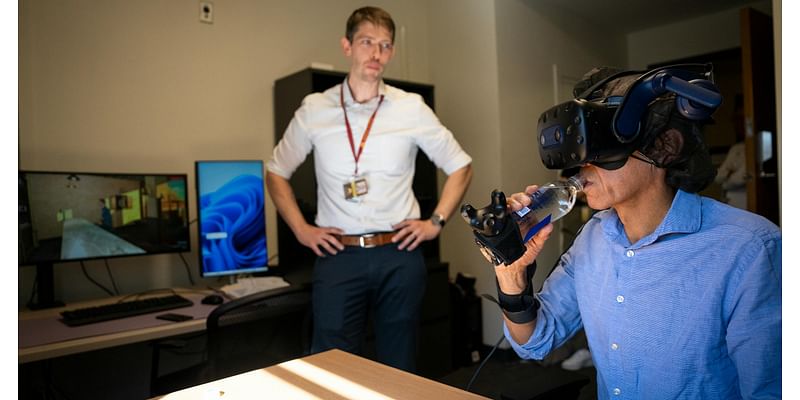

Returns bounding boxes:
[268,78,471,235]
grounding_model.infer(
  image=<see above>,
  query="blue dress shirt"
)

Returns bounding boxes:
[506,190,781,399]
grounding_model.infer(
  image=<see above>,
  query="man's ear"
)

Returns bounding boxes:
[341,37,352,56]
[657,128,685,165]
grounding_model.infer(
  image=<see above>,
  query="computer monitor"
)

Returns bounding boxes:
[195,160,269,278]
[19,170,191,308]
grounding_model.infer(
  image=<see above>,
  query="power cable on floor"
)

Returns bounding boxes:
[466,333,506,392]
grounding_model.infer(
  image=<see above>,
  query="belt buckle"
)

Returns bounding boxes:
[359,233,376,248]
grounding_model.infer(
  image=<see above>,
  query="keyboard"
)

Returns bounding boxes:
[60,294,194,327]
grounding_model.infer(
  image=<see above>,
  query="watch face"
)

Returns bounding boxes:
[431,213,445,227]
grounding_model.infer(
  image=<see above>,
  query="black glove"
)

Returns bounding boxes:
[461,190,526,266]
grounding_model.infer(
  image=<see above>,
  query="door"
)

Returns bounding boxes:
[740,7,779,225]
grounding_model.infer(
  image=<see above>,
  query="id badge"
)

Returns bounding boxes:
[343,175,369,201]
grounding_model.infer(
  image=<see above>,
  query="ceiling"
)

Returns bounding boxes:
[536,0,768,34]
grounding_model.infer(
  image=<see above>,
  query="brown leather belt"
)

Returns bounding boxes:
[337,231,396,248]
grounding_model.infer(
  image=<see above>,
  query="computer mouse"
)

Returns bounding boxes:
[201,294,224,305]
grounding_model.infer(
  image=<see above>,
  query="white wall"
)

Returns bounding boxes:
[426,0,501,305]
[626,0,772,68]
[18,0,434,305]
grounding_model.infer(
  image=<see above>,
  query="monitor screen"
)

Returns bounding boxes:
[19,170,191,266]
[195,160,268,277]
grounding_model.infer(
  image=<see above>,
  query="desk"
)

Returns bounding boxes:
[19,291,218,364]
[156,349,488,400]
[20,278,295,365]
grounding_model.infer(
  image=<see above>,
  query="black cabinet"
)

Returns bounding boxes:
[272,68,452,377]
[415,261,453,378]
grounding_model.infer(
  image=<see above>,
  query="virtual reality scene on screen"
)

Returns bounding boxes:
[19,172,190,264]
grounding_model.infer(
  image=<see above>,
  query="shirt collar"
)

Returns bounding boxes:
[602,189,702,247]
[341,76,389,107]
[655,189,702,236]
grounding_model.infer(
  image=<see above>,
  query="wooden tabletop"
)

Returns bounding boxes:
[155,348,488,400]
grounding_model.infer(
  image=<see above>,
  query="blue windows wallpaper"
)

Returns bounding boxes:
[195,160,268,277]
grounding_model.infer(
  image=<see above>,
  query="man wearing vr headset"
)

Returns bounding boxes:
[492,66,780,399]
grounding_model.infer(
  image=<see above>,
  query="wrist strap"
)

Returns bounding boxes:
[501,295,539,324]
[482,291,539,324]
[491,261,539,324]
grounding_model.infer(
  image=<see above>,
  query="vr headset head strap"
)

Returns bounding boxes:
[613,63,721,143]
[574,68,643,100]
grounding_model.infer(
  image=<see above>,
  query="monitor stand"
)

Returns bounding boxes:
[27,263,65,310]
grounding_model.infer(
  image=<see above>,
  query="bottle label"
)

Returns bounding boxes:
[523,214,551,243]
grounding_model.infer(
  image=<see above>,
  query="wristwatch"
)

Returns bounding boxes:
[430,213,446,228]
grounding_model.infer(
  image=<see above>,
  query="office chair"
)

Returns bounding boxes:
[149,284,312,397]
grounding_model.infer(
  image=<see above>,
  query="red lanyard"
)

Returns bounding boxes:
[340,84,384,176]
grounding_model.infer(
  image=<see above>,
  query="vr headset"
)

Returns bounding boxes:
[538,63,723,170]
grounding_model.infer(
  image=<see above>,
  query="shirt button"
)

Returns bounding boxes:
[626,249,635,257]
[611,343,619,350]
[613,388,621,396]
[616,295,625,303]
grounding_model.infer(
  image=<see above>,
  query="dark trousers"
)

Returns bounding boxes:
[310,244,426,372]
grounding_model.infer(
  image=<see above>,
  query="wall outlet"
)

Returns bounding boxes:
[471,350,481,363]
[199,1,214,24]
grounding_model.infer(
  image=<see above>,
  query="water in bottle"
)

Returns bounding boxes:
[514,174,585,242]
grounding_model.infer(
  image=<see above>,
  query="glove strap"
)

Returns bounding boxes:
[491,262,539,324]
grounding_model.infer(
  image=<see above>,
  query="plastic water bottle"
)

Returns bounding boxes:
[514,174,585,242]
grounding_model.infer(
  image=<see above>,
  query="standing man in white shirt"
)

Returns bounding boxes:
[266,6,472,372]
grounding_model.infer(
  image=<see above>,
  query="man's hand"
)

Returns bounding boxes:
[493,185,553,294]
[494,224,553,294]
[506,184,539,213]
[295,224,345,257]
[392,219,442,251]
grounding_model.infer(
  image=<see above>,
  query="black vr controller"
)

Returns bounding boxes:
[461,191,526,266]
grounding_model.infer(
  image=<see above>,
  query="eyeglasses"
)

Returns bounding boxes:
[630,151,657,166]
[354,37,394,52]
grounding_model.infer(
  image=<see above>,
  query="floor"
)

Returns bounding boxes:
[436,348,598,400]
